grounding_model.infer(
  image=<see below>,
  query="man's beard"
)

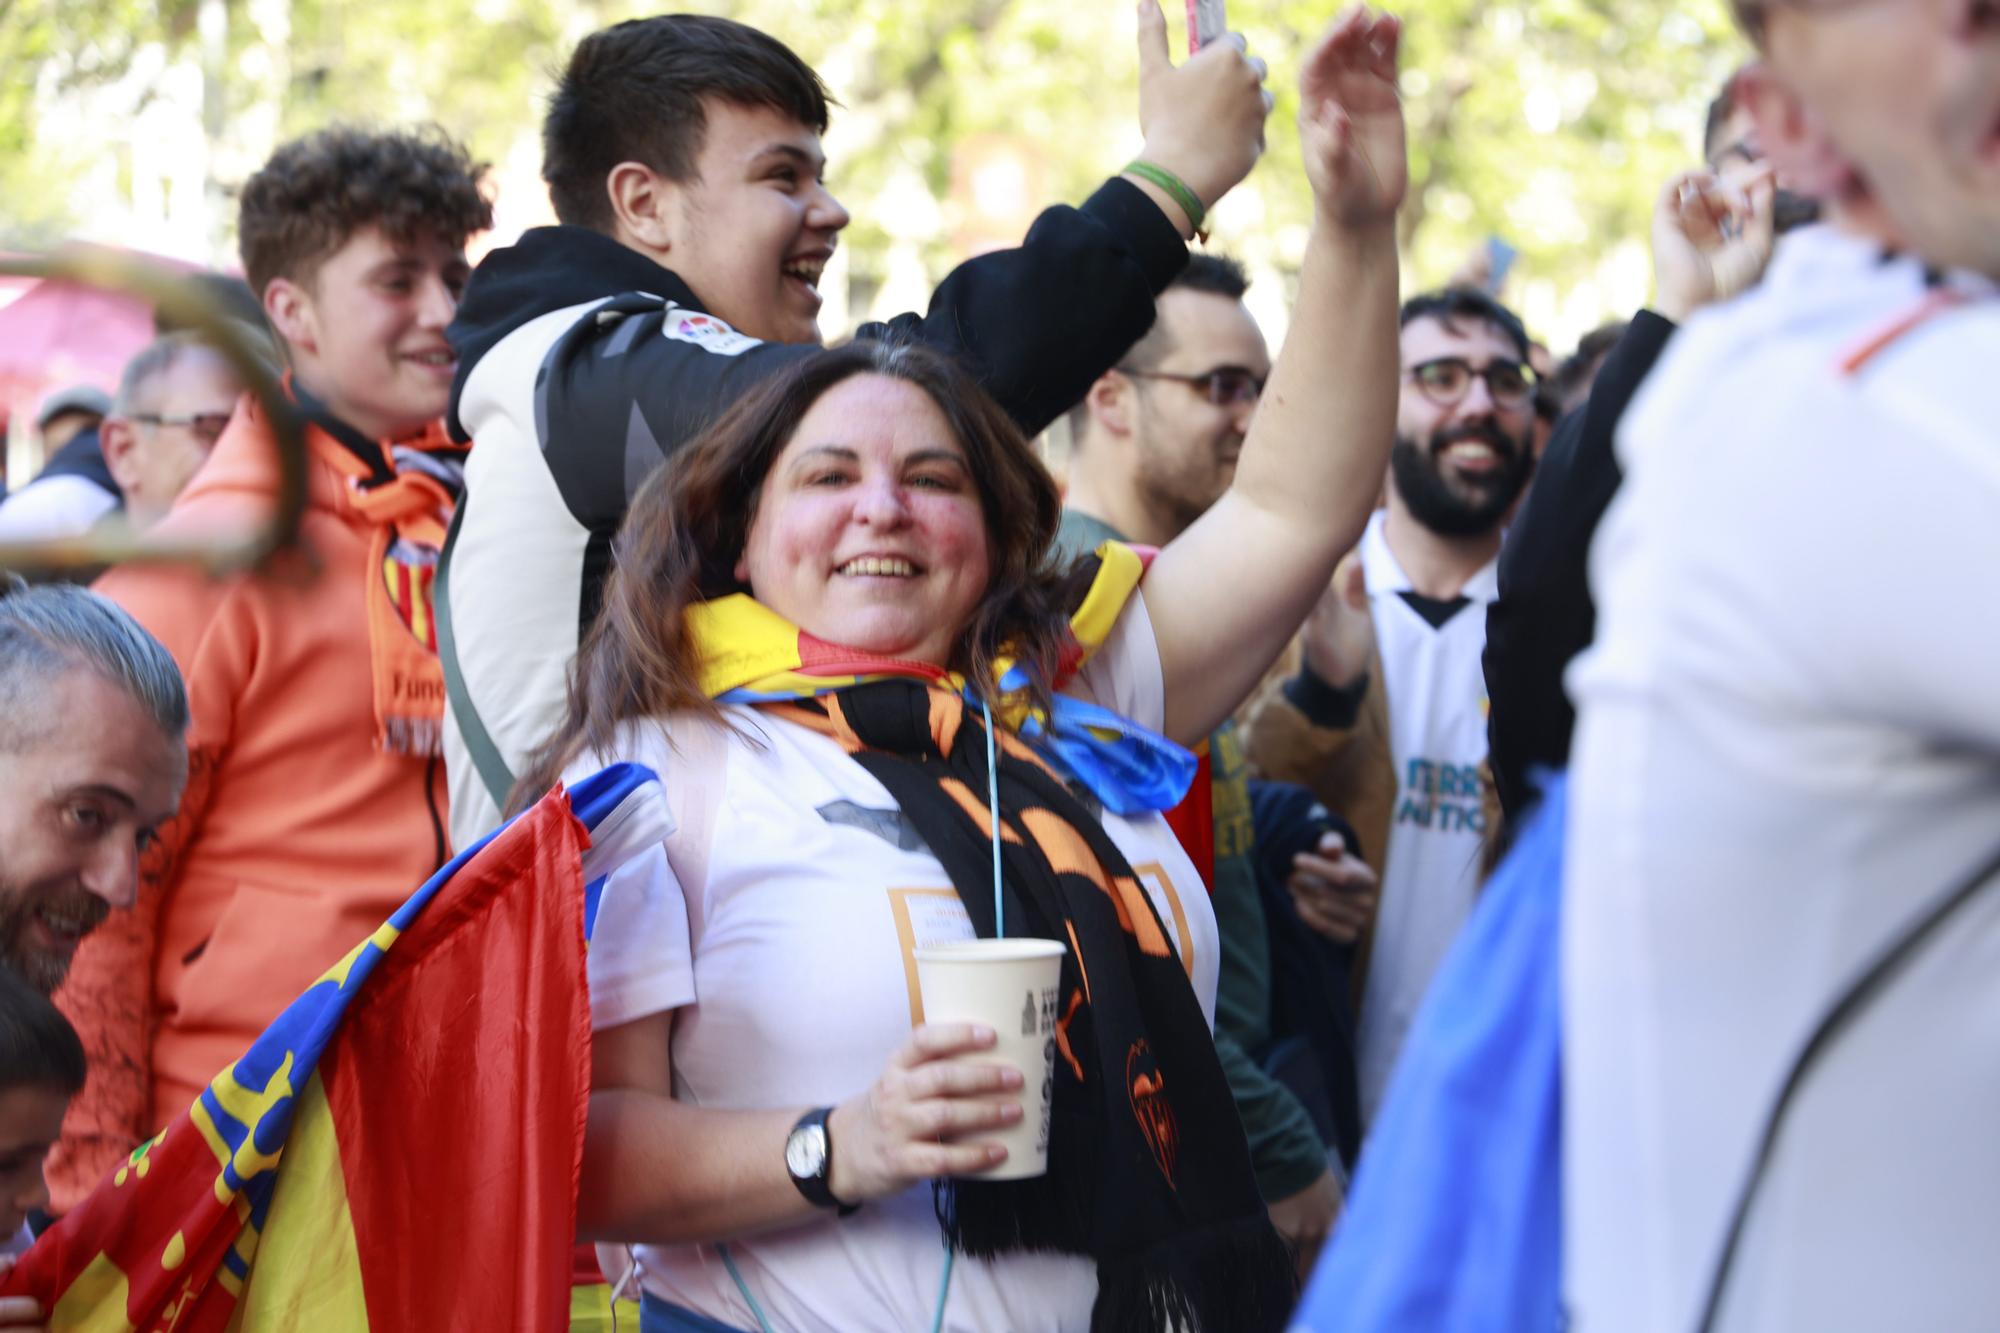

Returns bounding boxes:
[0,880,111,993]
[1390,422,1534,538]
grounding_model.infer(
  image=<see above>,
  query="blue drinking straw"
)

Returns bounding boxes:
[981,698,1004,938]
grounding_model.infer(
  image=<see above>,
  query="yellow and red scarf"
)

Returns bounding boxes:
[684,540,1196,815]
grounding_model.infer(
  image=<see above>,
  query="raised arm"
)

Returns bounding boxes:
[848,2,1275,437]
[1143,6,1407,746]
[536,4,1275,542]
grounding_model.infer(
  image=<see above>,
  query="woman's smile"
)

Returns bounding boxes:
[736,374,992,664]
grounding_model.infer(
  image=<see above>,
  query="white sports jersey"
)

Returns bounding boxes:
[579,591,1217,1333]
[1354,509,1498,1122]
[1565,225,2000,1333]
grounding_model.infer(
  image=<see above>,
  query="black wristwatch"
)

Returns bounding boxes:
[784,1106,860,1216]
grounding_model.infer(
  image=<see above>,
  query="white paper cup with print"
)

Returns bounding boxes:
[914,938,1066,1180]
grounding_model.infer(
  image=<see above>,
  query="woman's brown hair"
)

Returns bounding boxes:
[511,339,1084,811]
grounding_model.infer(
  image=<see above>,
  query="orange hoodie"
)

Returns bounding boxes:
[51,394,459,1210]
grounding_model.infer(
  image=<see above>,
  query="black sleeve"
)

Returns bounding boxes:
[1282,665,1371,732]
[537,296,826,541]
[1484,309,1676,820]
[861,177,1189,436]
[541,177,1189,541]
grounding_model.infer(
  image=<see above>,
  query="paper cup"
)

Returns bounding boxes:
[913,938,1066,1180]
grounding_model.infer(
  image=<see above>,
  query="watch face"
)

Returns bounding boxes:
[786,1123,828,1180]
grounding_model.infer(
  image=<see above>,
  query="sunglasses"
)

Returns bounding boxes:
[131,412,234,446]
[1118,366,1265,406]
[1405,357,1536,411]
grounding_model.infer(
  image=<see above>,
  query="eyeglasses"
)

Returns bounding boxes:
[1117,366,1265,407]
[1405,357,1536,412]
[131,412,234,445]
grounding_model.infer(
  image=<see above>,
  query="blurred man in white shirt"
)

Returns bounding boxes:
[1563,2,2000,1329]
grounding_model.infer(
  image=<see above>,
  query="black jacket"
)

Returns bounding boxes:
[1482,309,1676,821]
[436,176,1191,843]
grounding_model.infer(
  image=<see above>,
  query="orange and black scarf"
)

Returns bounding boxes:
[768,680,1295,1332]
[293,382,464,756]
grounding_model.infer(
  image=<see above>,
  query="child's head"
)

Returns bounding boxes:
[239,126,492,442]
[0,965,85,1236]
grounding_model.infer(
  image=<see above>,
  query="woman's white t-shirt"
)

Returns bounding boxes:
[578,592,1218,1333]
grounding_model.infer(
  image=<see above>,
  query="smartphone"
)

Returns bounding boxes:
[1186,0,1227,51]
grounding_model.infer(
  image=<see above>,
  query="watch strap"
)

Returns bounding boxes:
[787,1106,860,1216]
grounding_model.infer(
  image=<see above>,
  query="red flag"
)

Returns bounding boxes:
[1,765,663,1329]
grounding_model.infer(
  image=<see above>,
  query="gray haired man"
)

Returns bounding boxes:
[98,334,246,531]
[0,583,187,993]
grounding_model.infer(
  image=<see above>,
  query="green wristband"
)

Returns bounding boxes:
[1123,160,1207,234]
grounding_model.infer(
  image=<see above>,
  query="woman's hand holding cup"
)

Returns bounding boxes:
[826,1023,1025,1203]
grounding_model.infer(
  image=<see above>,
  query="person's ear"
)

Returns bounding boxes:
[263,277,317,357]
[100,418,141,493]
[607,162,683,255]
[1084,373,1136,440]
[1736,62,1856,202]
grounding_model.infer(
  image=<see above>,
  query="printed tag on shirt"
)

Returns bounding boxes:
[661,308,760,357]
[889,888,975,1026]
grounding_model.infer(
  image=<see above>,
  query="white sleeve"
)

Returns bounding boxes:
[1063,587,1166,732]
[0,477,119,541]
[586,842,696,1030]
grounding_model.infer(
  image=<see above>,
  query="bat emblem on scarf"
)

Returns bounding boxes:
[1126,1038,1179,1187]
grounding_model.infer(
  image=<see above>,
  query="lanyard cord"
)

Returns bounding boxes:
[1692,832,2000,1332]
[982,698,1004,938]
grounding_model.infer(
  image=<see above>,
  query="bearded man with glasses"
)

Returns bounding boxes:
[1060,254,1270,546]
[1245,285,1534,1131]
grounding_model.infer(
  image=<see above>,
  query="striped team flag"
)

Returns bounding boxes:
[2,764,669,1331]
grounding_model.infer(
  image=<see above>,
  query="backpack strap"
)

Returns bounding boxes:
[434,500,517,811]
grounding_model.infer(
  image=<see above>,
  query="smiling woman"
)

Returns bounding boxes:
[514,342,1070,741]
[734,375,1000,674]
[515,9,1413,1330]
[516,338,1277,1333]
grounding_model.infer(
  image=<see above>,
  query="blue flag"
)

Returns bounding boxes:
[1293,776,1567,1332]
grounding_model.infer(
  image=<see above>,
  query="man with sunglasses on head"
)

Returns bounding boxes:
[97,334,245,531]
[1055,254,1347,1276]
[1245,286,1535,1130]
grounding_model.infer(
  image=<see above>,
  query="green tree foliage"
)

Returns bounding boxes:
[0,0,177,243]
[5,0,1746,337]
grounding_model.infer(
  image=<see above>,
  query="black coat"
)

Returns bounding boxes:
[1482,310,1676,823]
